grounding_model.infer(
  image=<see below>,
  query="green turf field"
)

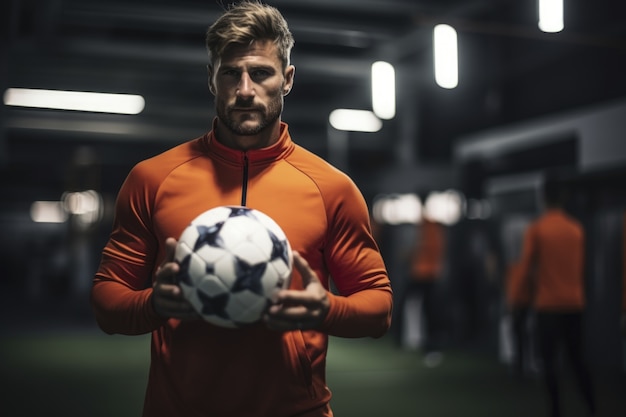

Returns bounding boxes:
[1,329,625,416]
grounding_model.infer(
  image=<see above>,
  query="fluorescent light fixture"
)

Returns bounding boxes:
[62,190,104,227]
[372,193,422,225]
[371,61,396,120]
[3,88,145,114]
[329,109,382,132]
[424,190,464,225]
[538,0,564,33]
[433,24,458,89]
[30,201,68,223]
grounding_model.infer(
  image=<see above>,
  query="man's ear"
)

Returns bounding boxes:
[207,65,216,95]
[283,65,295,96]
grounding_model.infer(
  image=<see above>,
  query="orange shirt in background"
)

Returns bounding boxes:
[509,208,585,311]
[410,219,445,282]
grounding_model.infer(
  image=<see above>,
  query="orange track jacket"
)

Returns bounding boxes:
[507,208,585,311]
[91,122,393,417]
[409,219,445,282]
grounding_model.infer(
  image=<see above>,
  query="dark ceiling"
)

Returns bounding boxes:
[2,0,626,204]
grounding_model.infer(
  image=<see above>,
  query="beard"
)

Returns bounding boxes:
[216,93,283,137]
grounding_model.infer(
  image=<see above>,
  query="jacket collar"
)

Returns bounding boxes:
[202,119,295,165]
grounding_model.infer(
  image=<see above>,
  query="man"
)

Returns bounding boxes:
[406,216,445,358]
[508,179,596,417]
[505,259,533,378]
[90,2,393,417]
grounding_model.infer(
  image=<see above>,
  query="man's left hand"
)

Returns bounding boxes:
[264,252,330,331]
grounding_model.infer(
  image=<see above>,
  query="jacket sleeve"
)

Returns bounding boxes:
[318,179,393,339]
[91,163,167,335]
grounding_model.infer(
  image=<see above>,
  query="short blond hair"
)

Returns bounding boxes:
[206,1,295,69]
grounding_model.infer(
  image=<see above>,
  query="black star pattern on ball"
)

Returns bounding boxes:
[231,257,267,295]
[269,232,290,265]
[176,254,193,286]
[229,206,251,218]
[197,290,231,319]
[193,223,225,251]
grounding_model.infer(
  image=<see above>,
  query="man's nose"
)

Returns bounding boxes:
[237,72,254,98]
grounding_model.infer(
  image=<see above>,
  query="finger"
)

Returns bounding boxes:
[266,297,327,325]
[153,284,197,318]
[164,237,178,262]
[266,302,309,317]
[273,290,321,308]
[156,260,180,285]
[156,238,180,284]
[293,252,321,288]
[157,299,196,315]
[155,283,182,298]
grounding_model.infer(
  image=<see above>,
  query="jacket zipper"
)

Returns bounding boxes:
[241,153,249,206]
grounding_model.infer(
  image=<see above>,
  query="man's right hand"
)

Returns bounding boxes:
[151,237,199,320]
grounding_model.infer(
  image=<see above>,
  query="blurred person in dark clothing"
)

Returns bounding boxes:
[508,179,596,417]
[505,261,533,378]
[504,215,535,378]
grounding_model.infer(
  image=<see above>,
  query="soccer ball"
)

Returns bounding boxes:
[174,206,292,328]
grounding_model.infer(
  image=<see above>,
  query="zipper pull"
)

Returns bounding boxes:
[241,153,249,206]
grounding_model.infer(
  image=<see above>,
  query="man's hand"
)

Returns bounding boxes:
[264,252,330,331]
[151,237,198,320]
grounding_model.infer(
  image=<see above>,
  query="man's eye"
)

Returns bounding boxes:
[251,70,271,79]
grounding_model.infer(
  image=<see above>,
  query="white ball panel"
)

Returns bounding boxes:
[268,256,291,278]
[218,215,253,247]
[196,274,230,296]
[227,291,269,323]
[186,251,211,286]
[212,255,238,286]
[174,241,193,263]
[220,216,270,253]
[177,225,201,248]
[230,240,270,265]
[194,244,230,265]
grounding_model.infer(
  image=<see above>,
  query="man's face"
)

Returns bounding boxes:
[209,40,294,144]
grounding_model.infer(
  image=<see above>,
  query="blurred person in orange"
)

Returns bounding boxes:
[509,178,596,417]
[406,216,446,361]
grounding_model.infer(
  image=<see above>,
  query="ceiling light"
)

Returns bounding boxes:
[372,193,422,225]
[538,0,564,33]
[30,201,68,223]
[424,190,464,225]
[329,109,382,132]
[371,61,396,120]
[3,88,145,114]
[433,24,458,89]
